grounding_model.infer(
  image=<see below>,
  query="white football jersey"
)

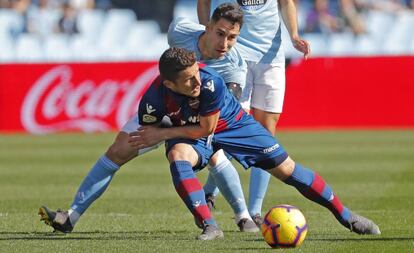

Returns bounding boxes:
[211,0,285,64]
[168,17,247,87]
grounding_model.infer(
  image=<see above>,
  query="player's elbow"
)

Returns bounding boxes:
[205,127,216,136]
[198,127,215,138]
[195,125,216,139]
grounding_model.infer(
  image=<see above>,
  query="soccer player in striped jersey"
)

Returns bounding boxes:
[38,3,259,237]
[130,47,380,237]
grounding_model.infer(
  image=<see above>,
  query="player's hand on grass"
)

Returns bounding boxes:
[128,126,163,149]
[291,36,310,60]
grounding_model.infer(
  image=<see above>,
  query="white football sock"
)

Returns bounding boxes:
[68,209,81,226]
[235,209,253,224]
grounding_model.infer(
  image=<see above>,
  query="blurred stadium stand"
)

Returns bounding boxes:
[1,0,414,62]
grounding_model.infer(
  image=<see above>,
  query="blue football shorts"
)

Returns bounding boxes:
[166,115,288,172]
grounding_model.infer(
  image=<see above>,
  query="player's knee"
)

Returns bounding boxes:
[167,144,197,165]
[106,144,129,166]
[208,149,227,168]
[167,149,188,163]
[105,132,136,166]
[267,156,295,181]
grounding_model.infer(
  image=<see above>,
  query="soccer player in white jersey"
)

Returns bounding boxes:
[38,3,260,235]
[198,0,311,224]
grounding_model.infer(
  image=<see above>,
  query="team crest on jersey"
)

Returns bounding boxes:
[146,103,156,114]
[142,114,157,123]
[188,98,200,109]
[204,80,215,92]
[237,0,267,7]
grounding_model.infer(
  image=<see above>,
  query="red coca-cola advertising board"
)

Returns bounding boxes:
[279,56,414,128]
[1,57,414,133]
[0,62,159,133]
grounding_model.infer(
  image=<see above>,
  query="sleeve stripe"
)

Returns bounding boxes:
[201,109,220,117]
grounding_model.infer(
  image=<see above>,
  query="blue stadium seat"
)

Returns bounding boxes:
[70,34,101,61]
[174,0,198,22]
[354,35,380,56]
[44,34,72,62]
[127,20,161,45]
[98,9,136,57]
[0,9,25,38]
[26,8,62,38]
[127,33,168,61]
[328,32,356,56]
[0,36,15,62]
[384,11,414,55]
[365,10,395,45]
[77,9,105,43]
[15,34,44,62]
[302,33,329,57]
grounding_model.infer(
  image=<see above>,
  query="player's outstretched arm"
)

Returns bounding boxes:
[128,111,220,150]
[278,0,311,59]
[197,0,211,25]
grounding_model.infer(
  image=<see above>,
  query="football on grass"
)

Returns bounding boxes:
[261,204,308,248]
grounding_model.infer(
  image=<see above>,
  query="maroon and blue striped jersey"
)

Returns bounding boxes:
[138,66,246,133]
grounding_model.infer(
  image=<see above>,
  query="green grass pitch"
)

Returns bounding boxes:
[0,130,413,252]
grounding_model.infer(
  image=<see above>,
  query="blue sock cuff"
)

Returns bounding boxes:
[288,163,314,186]
[99,155,120,172]
[342,207,350,221]
[204,219,216,226]
[170,160,194,185]
[171,160,192,170]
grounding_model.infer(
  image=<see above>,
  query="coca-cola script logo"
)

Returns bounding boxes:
[21,65,159,134]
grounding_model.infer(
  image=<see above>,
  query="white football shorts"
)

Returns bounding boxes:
[239,61,286,113]
[121,113,163,156]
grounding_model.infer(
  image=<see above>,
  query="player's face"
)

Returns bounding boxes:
[204,18,240,59]
[168,63,201,98]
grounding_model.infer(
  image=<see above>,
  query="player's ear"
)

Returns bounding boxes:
[163,80,175,90]
[205,22,212,32]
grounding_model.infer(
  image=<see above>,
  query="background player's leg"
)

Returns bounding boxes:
[248,167,270,220]
[203,173,220,200]
[248,63,285,221]
[248,107,279,221]
[207,150,258,232]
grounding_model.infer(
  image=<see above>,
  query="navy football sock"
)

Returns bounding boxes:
[283,163,350,227]
[170,161,215,226]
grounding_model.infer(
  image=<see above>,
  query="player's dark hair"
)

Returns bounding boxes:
[211,3,244,28]
[159,47,197,82]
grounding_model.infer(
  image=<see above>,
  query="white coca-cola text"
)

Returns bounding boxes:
[21,65,159,134]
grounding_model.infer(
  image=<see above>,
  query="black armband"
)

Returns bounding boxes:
[226,82,242,101]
